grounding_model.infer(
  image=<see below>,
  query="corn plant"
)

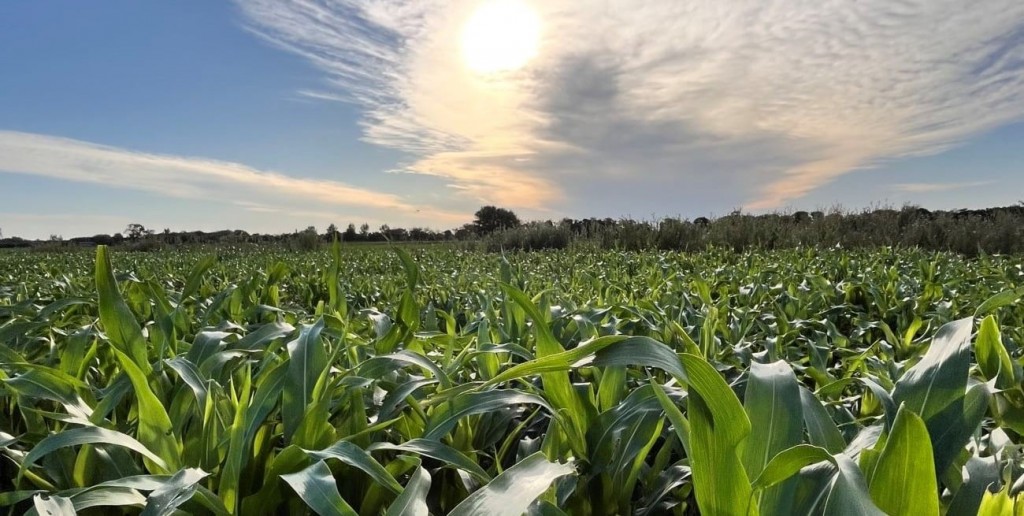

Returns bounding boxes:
[1,243,1023,514]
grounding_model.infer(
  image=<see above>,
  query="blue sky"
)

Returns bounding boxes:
[2,0,1023,239]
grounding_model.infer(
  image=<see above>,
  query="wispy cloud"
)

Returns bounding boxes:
[0,130,466,225]
[892,180,996,193]
[237,0,1024,212]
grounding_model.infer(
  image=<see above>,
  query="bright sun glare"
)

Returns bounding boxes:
[461,0,541,74]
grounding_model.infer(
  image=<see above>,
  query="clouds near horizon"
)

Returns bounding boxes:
[0,130,466,229]
[237,0,1024,212]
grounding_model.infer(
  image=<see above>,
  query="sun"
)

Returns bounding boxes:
[461,0,541,74]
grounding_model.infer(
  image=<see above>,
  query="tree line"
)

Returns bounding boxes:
[0,206,521,250]
[3,204,1024,256]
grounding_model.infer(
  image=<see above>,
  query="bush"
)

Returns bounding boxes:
[483,223,571,251]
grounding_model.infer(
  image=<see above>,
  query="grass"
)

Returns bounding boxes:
[1,243,1023,514]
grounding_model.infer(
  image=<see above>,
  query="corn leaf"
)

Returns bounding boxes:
[449,452,574,516]
[865,405,938,516]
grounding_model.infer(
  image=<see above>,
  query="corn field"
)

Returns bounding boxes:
[2,244,1024,515]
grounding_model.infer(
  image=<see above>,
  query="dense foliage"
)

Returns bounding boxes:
[2,244,1024,514]
[6,204,1024,257]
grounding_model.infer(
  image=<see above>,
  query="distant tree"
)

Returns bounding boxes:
[124,223,153,241]
[359,223,370,236]
[294,225,320,251]
[454,223,478,239]
[409,227,430,241]
[343,223,358,241]
[324,223,341,242]
[387,227,408,241]
[474,206,521,234]
[93,234,115,246]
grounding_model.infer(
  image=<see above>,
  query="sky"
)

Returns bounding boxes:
[2,0,1024,239]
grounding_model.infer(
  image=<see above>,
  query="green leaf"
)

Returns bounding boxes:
[483,334,632,388]
[360,350,452,389]
[231,322,295,351]
[449,452,574,516]
[681,354,754,516]
[857,377,898,429]
[244,359,288,445]
[424,389,552,440]
[283,318,328,441]
[326,238,343,314]
[94,246,150,371]
[651,381,690,457]
[182,254,217,300]
[112,348,181,473]
[742,361,803,515]
[140,468,209,516]
[799,387,846,453]
[892,317,974,474]
[892,317,972,420]
[502,285,588,456]
[3,366,93,419]
[977,485,1017,516]
[929,382,990,479]
[305,440,403,494]
[219,365,251,514]
[818,455,886,516]
[865,405,938,516]
[62,487,146,513]
[597,365,626,412]
[281,460,358,516]
[974,286,1024,318]
[368,438,491,483]
[976,315,1015,389]
[385,466,430,516]
[591,338,688,381]
[32,494,76,516]
[586,385,665,511]
[21,426,166,473]
[947,455,1001,515]
[164,357,209,409]
[750,444,835,491]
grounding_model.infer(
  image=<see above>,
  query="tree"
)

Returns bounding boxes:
[294,226,320,251]
[343,223,358,241]
[474,206,521,234]
[93,234,114,246]
[359,223,370,236]
[125,223,153,241]
[325,223,340,242]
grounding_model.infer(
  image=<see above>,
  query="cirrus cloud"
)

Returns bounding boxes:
[236,0,1024,214]
[0,130,467,226]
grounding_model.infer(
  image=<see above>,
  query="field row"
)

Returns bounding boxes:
[1,245,1023,514]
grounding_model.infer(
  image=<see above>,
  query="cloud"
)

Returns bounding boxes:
[236,0,1024,212]
[892,180,996,193]
[0,130,466,226]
